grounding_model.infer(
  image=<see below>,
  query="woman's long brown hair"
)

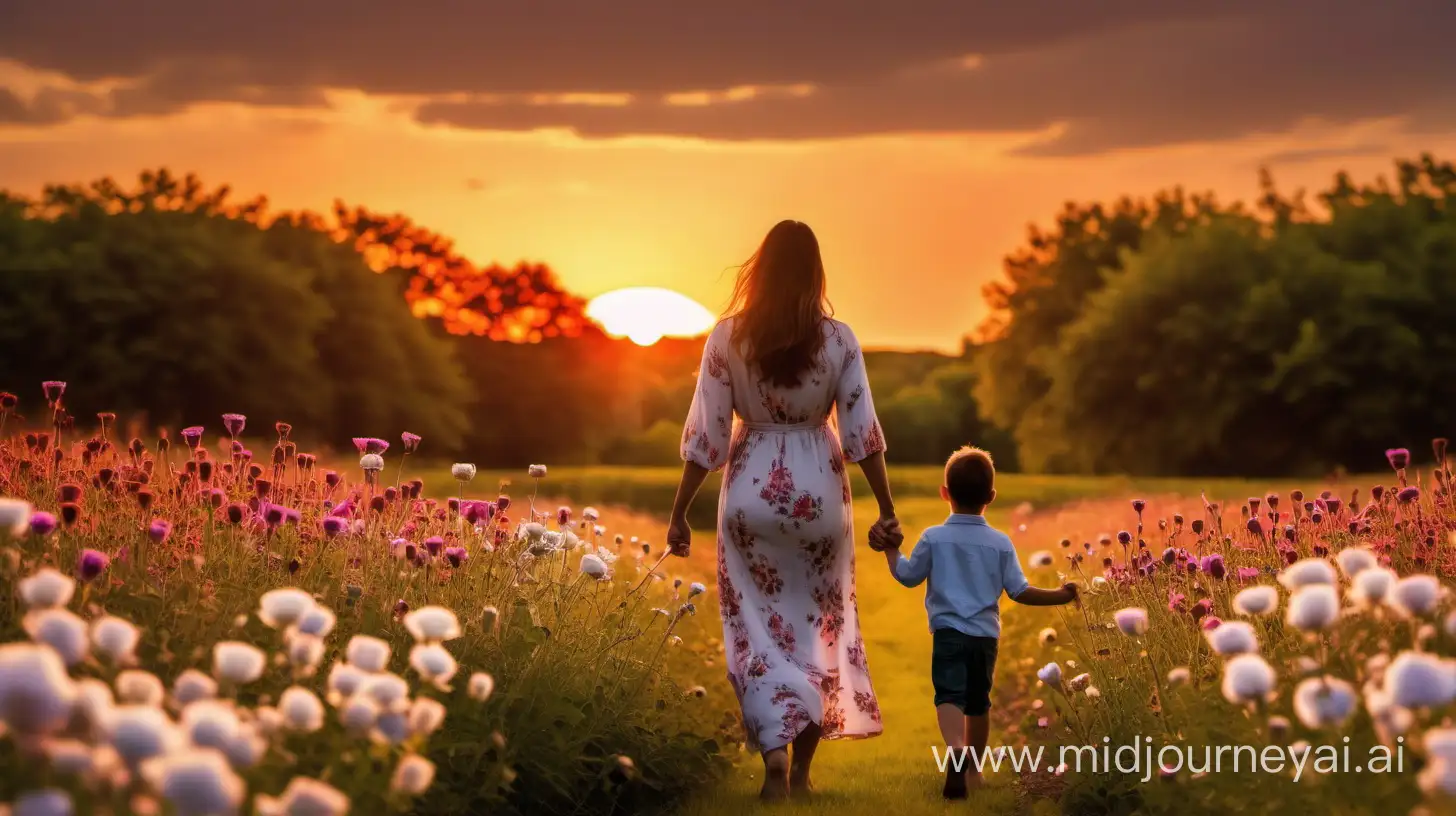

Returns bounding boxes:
[726,220,833,388]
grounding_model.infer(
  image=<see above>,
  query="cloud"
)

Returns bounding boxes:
[1,0,1453,154]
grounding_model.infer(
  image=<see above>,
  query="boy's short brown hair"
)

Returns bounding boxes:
[945,446,995,509]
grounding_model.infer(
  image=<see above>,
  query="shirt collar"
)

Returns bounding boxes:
[945,513,988,526]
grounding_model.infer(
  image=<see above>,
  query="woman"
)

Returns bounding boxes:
[666,220,896,801]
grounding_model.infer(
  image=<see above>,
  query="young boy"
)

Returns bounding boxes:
[869,445,1078,800]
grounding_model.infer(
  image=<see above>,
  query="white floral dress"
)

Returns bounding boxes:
[681,317,885,752]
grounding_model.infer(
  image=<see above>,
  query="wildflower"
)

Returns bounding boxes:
[1387,448,1410,470]
[468,672,496,702]
[1167,667,1191,686]
[1351,567,1397,606]
[1293,677,1357,729]
[213,642,266,685]
[400,432,422,454]
[1038,627,1057,646]
[1116,531,1132,546]
[107,704,182,768]
[19,567,75,609]
[1084,686,1101,699]
[28,510,58,537]
[1388,575,1442,617]
[409,697,447,737]
[1398,486,1420,503]
[580,552,610,580]
[142,747,246,816]
[451,463,477,482]
[0,642,77,735]
[346,635,392,672]
[180,700,242,751]
[117,670,166,706]
[359,453,384,472]
[12,790,75,816]
[147,518,173,544]
[258,588,315,630]
[1287,584,1340,631]
[1221,654,1276,705]
[24,608,89,666]
[91,616,141,665]
[444,546,468,567]
[181,426,205,449]
[172,670,217,708]
[285,632,326,676]
[1199,553,1226,580]
[1037,662,1063,689]
[254,777,350,816]
[528,464,548,479]
[1206,620,1259,656]
[320,516,348,538]
[1113,607,1149,637]
[359,673,410,709]
[391,754,436,795]
[221,413,246,438]
[352,437,389,455]
[76,677,115,729]
[423,535,444,557]
[688,582,707,599]
[42,380,66,403]
[1202,616,1224,630]
[1384,651,1456,709]
[1232,585,1279,616]
[1335,547,1377,578]
[409,644,459,690]
[1191,598,1214,624]
[1278,558,1336,589]
[278,687,325,732]
[557,506,572,525]
[403,606,462,643]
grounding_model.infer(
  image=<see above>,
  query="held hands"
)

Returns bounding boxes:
[666,515,691,557]
[867,516,904,552]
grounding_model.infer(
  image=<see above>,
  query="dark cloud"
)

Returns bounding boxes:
[1,0,1452,154]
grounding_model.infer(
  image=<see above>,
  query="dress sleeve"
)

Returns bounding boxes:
[680,322,733,471]
[834,323,886,463]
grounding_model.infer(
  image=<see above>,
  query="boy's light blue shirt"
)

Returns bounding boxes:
[891,513,1030,639]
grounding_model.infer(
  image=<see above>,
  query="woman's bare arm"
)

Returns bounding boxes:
[855,451,896,520]
[671,461,710,522]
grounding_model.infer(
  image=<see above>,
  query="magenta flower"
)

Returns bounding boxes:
[352,437,389,455]
[1131,499,1146,515]
[321,516,348,537]
[1397,486,1420,503]
[77,548,110,582]
[401,432,422,454]
[1199,553,1226,580]
[463,501,494,525]
[221,413,246,438]
[29,511,57,537]
[496,495,512,512]
[444,546,468,568]
[1236,567,1260,582]
[1167,591,1186,612]
[329,499,355,518]
[1191,598,1213,622]
[1245,518,1263,537]
[424,536,445,557]
[1386,448,1410,470]
[148,519,172,543]
[181,426,204,449]
[1201,616,1223,631]
[324,470,341,489]
[41,380,66,404]
[1265,493,1279,510]
[558,506,572,526]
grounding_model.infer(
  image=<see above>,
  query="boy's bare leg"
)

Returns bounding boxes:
[789,722,822,798]
[937,703,970,799]
[966,714,990,788]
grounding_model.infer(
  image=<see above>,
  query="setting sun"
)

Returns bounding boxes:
[586,287,716,346]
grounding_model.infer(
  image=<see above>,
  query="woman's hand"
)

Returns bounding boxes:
[667,515,692,557]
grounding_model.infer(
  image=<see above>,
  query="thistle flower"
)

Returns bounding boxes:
[1036,662,1063,689]
[423,536,444,557]
[451,463,477,482]
[212,642,266,685]
[1384,651,1456,709]
[320,516,347,538]
[1292,676,1357,729]
[21,607,89,667]
[180,426,204,449]
[468,672,496,702]
[1287,584,1340,631]
[400,432,422,454]
[1398,486,1420,503]
[27,510,58,538]
[528,464,548,479]
[325,661,369,704]
[1116,531,1132,546]
[19,567,75,609]
[580,553,610,580]
[1387,448,1410,470]
[390,754,437,795]
[345,635,392,672]
[358,453,384,472]
[1205,620,1259,655]
[42,380,66,404]
[359,672,410,709]
[1113,607,1148,637]
[12,790,75,816]
[254,777,350,816]
[403,606,462,643]
[117,670,166,706]
[221,413,246,438]
[1221,654,1276,705]
[1351,567,1397,606]
[1066,672,1091,692]
[1388,575,1442,617]
[0,642,77,735]
[143,748,246,816]
[279,687,325,732]
[92,616,141,665]
[258,588,315,630]
[1198,553,1226,580]
[1232,585,1279,616]
[409,644,459,690]
[444,546,468,568]
[351,437,389,455]
[1278,558,1335,589]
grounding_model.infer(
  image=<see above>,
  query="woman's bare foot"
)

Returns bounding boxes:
[788,767,814,800]
[760,750,790,802]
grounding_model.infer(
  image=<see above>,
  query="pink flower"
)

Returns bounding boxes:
[401,432,422,454]
[1201,616,1223,630]
[221,413,246,437]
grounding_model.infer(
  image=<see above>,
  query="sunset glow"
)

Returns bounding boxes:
[586,287,716,346]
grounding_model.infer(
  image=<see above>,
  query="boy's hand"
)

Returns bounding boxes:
[1062,582,1081,606]
[868,517,904,552]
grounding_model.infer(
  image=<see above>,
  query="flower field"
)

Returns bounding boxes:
[0,382,736,815]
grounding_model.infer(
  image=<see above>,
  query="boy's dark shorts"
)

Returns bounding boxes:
[931,628,998,715]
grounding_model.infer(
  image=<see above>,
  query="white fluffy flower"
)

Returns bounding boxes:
[284,632,326,677]
[11,789,72,816]
[117,670,166,707]
[528,464,548,479]
[1232,585,1279,616]
[0,642,77,735]
[1167,667,1191,686]
[451,463,477,482]
[171,670,217,709]
[359,453,384,471]
[467,672,496,702]
[408,697,446,737]
[18,567,75,609]
[279,687,325,732]
[0,497,34,537]
[180,700,242,751]
[403,606,462,643]
[1028,550,1054,568]
[1037,662,1063,689]
[1351,567,1397,606]
[1292,676,1357,729]
[580,553,610,580]
[1420,729,1456,797]
[338,695,380,736]
[1038,627,1057,646]
[254,777,350,816]
[1388,575,1442,617]
[409,644,459,691]
[1205,620,1259,655]
[106,704,183,768]
[1278,558,1336,589]
[143,748,245,816]
[1384,651,1456,709]
[1113,607,1148,637]
[345,635,391,672]
[1221,654,1276,705]
[92,616,141,665]
[213,642,266,685]
[688,582,706,599]
[1067,672,1092,692]
[1286,584,1340,631]
[372,708,411,745]
[76,678,115,733]
[294,605,336,638]
[24,608,90,666]
[326,661,369,703]
[257,588,314,630]
[390,754,436,795]
[1335,547,1378,578]
[359,673,410,709]
[226,722,268,769]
